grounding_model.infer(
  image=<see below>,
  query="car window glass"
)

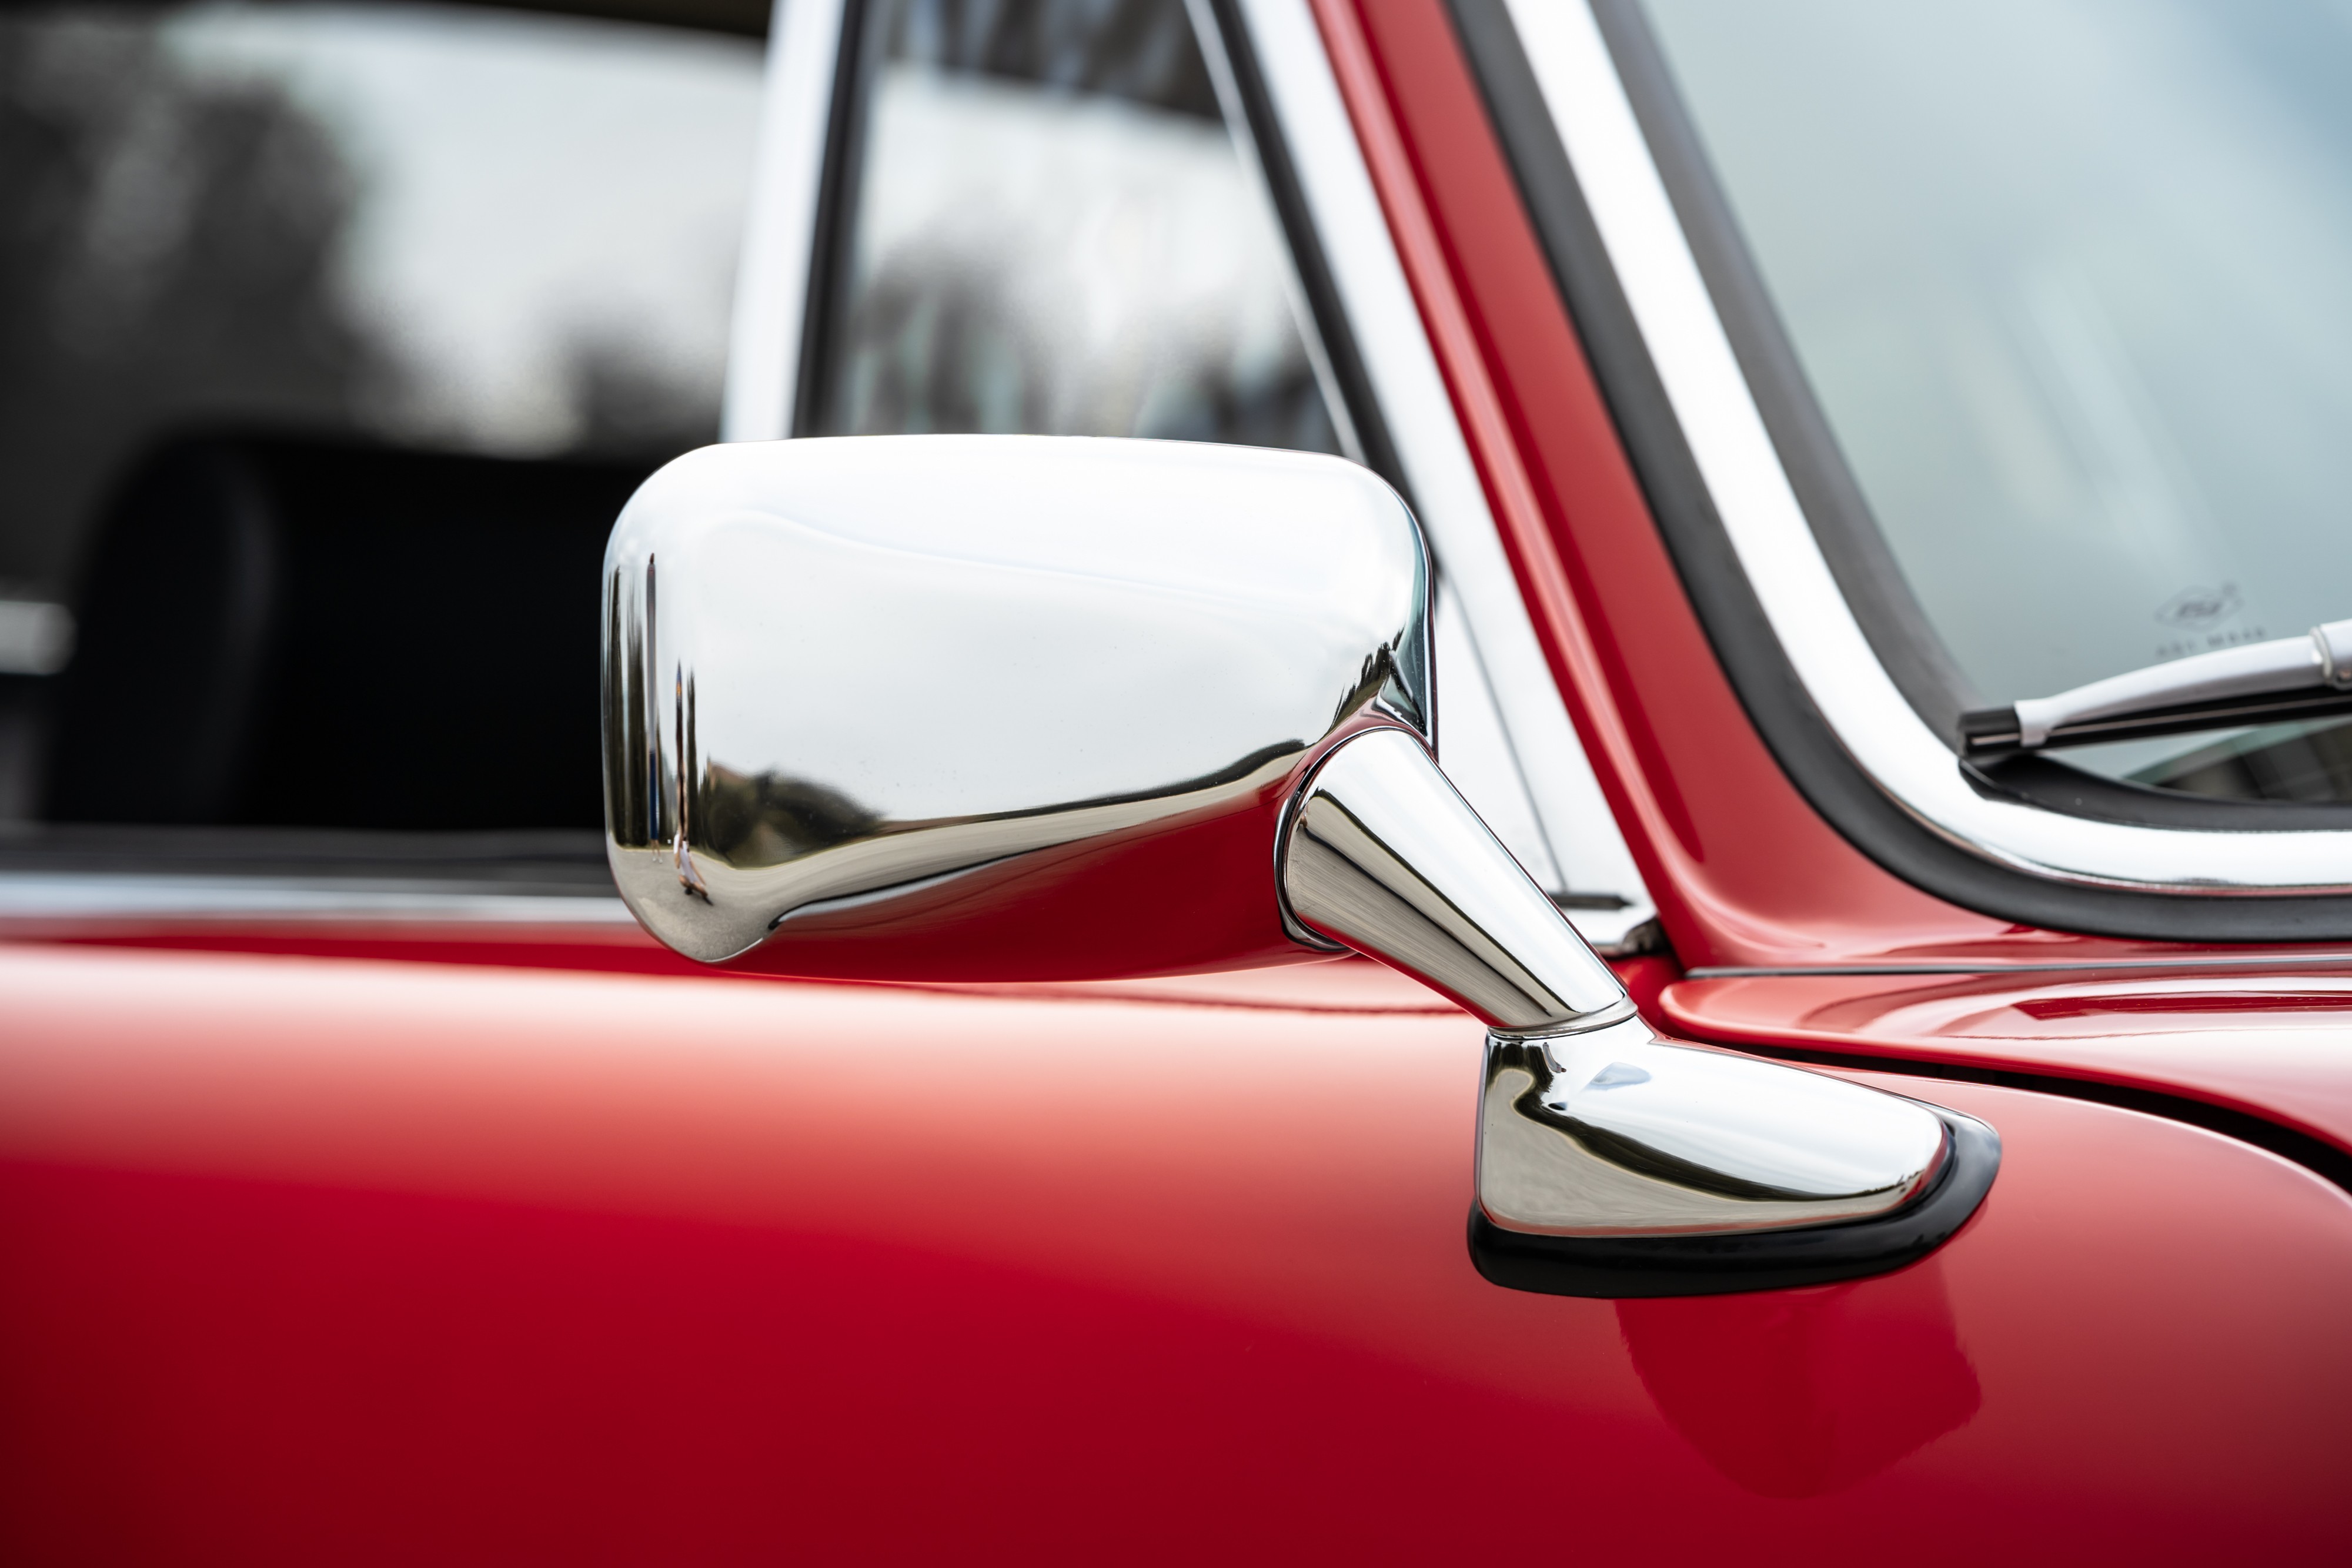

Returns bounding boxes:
[1642,0,2352,801]
[0,3,762,835]
[804,0,1342,453]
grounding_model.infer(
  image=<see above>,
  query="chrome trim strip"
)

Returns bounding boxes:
[1182,0,1366,469]
[1504,0,2352,895]
[0,875,638,924]
[1685,955,2352,979]
[1281,727,1629,1029]
[1230,0,1653,931]
[721,0,846,443]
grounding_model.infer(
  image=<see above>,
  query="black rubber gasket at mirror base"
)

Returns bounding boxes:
[1468,1108,2000,1299]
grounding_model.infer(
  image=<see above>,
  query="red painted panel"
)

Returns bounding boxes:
[2,945,2348,1560]
[2,917,1693,1027]
[1667,967,2352,1156]
[0,918,1473,1012]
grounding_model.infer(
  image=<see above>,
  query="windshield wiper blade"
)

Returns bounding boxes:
[1961,620,2352,757]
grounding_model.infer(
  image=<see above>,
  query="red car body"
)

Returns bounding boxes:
[4,0,2349,1560]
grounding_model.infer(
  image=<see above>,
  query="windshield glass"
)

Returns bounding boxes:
[1639,0,2352,802]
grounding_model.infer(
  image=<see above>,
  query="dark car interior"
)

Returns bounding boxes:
[0,1,770,892]
[26,434,652,888]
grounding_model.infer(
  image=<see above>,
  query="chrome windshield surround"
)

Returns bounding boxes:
[1501,0,2352,898]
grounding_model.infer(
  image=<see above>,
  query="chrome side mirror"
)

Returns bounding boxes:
[603,436,1995,1295]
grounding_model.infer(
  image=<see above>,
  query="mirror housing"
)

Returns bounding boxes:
[602,436,1435,982]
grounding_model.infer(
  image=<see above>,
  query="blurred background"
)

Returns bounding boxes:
[0,2,767,863]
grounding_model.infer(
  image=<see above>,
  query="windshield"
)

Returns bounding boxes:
[1639,0,2352,804]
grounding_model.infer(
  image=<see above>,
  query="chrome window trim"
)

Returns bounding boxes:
[0,877,637,924]
[1228,0,1652,940]
[722,0,846,443]
[1180,0,1367,470]
[1502,0,2352,897]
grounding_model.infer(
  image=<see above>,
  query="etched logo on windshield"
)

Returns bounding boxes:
[2156,583,2243,628]
[2154,582,2265,660]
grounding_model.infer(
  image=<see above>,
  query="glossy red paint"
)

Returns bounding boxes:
[1311,0,2352,972]
[1667,967,2352,1157]
[2,942,2350,1562]
[0,908,1683,1026]
[0,915,1468,1011]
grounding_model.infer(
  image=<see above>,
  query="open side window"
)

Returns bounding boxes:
[0,2,766,899]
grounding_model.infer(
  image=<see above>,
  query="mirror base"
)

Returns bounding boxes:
[1468,1107,2000,1299]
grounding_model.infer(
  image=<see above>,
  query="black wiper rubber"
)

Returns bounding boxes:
[1962,687,2352,757]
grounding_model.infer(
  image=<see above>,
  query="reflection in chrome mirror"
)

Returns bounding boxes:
[603,436,1426,979]
[600,433,1994,1292]
[808,0,1339,454]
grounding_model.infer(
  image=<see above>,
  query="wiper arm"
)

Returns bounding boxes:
[1961,620,2352,756]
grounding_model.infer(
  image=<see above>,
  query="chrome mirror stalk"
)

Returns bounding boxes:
[1279,727,1632,1034]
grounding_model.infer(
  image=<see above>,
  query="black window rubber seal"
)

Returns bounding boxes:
[1469,1104,2001,1298]
[1440,0,2352,942]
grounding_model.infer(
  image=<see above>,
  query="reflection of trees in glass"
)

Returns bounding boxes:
[812,0,1339,455]
[0,9,733,602]
[879,0,1218,116]
[571,333,731,460]
[827,161,1339,452]
[0,11,376,595]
